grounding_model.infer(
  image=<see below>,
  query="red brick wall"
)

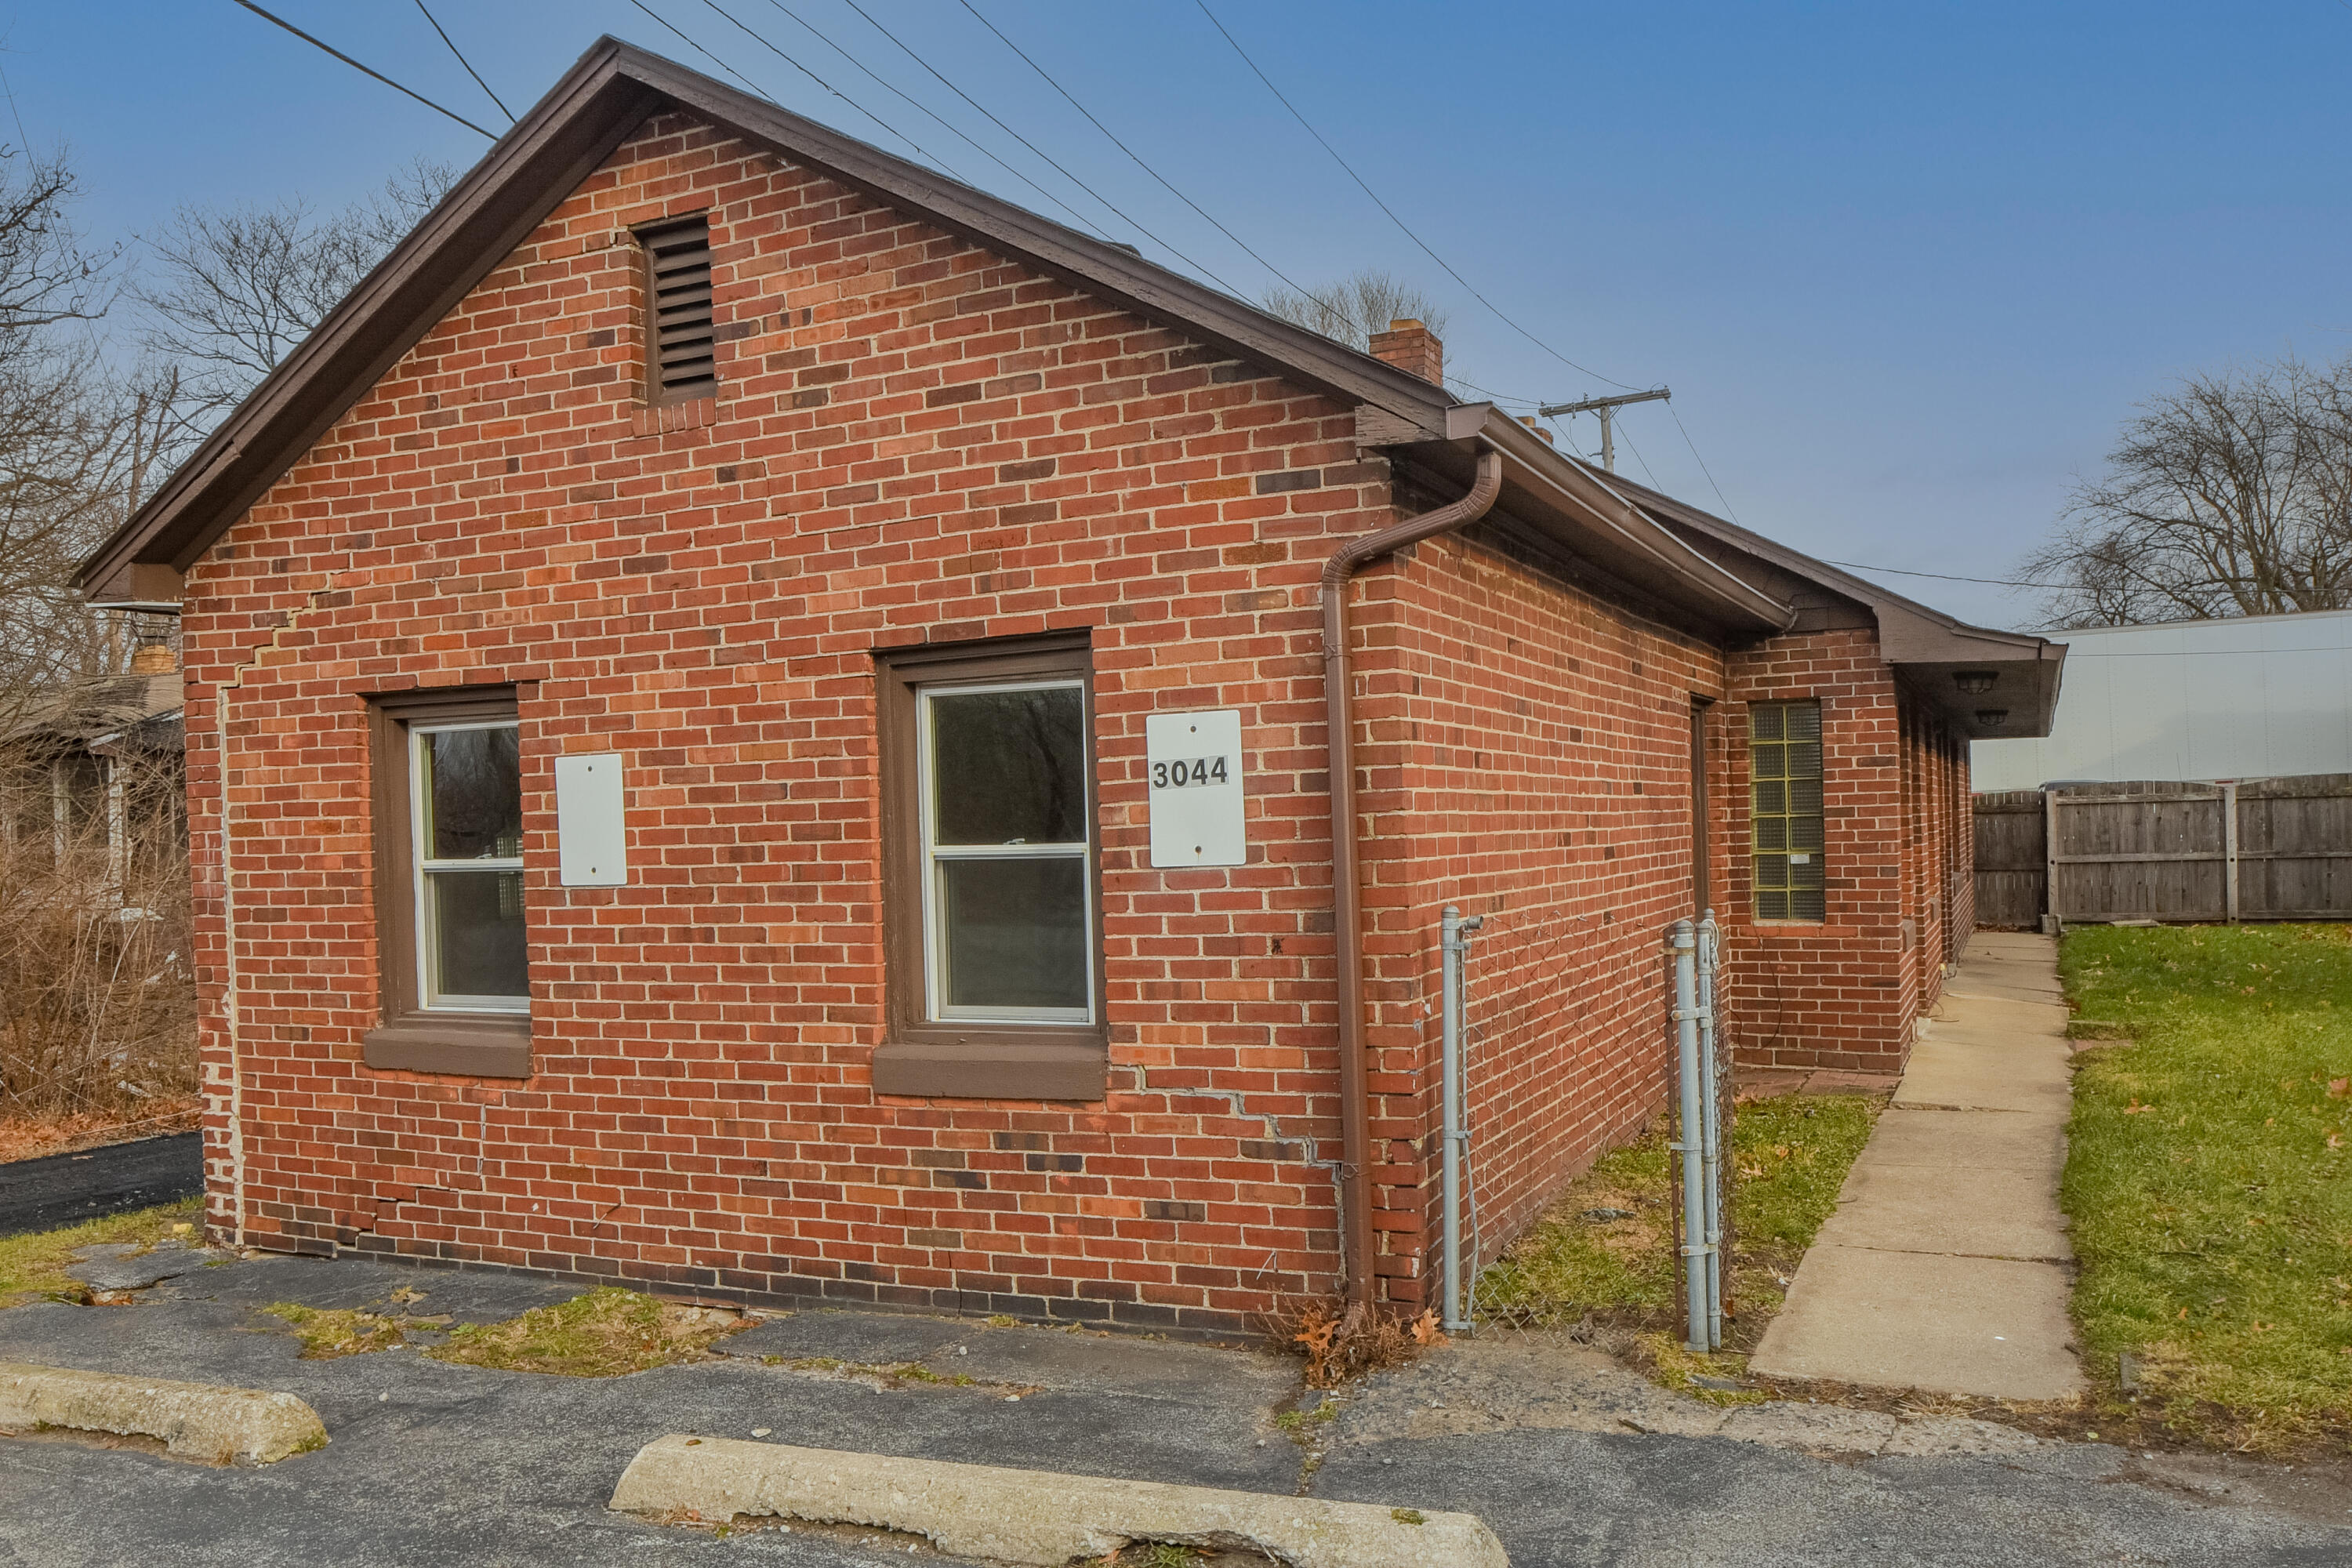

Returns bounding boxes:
[1714,630,1916,1076]
[174,109,1957,1330]
[181,114,1401,1336]
[1352,525,1730,1301]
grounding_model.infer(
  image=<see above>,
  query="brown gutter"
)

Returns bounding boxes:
[1323,447,1503,1308]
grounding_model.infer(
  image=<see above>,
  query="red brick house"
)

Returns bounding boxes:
[78,39,2060,1334]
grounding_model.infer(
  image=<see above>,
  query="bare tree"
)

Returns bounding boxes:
[0,148,133,724]
[1261,268,1450,354]
[0,144,118,331]
[2023,355,2352,627]
[132,158,455,470]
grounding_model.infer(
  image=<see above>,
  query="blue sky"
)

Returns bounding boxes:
[10,2,2350,630]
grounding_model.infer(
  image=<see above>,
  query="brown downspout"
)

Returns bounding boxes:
[1323,446,1503,1308]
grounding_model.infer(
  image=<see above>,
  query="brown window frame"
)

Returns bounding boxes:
[634,212,716,407]
[874,632,1107,1102]
[362,686,532,1078]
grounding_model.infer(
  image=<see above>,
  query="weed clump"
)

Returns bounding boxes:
[263,1303,409,1359]
[427,1287,742,1377]
[1273,1298,1445,1388]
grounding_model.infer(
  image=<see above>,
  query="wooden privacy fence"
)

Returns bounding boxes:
[1973,774,2352,927]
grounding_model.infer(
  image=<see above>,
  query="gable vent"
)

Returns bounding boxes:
[639,215,715,401]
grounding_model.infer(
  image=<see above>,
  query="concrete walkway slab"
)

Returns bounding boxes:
[1919,992,2070,1040]
[1744,1247,2082,1400]
[1941,971,2068,1005]
[1751,931,2084,1400]
[1893,1041,2072,1112]
[1812,1162,2071,1261]
[1858,1108,2068,1172]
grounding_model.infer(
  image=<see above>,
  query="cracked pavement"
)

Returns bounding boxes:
[1,1250,2347,1566]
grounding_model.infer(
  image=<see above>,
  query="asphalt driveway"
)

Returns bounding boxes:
[0,1247,2347,1566]
[0,1132,203,1238]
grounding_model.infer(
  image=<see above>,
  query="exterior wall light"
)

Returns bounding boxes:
[1975,708,2009,729]
[1954,670,1999,695]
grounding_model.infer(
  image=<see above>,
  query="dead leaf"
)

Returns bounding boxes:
[1410,1309,1449,1348]
[2123,1099,2155,1114]
[2328,1078,2348,1099]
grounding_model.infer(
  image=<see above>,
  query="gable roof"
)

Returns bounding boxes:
[78,35,1458,599]
[77,36,2057,735]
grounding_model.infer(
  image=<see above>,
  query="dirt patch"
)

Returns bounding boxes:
[0,1423,173,1459]
[1748,1369,2352,1472]
[752,1352,1032,1396]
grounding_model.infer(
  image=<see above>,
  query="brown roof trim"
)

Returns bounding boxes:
[1598,470,2067,738]
[1445,407,1796,635]
[78,36,1453,596]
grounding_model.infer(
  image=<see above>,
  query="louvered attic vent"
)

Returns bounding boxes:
[640,215,715,401]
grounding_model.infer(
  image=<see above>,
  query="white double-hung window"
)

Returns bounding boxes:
[411,720,528,1012]
[916,678,1094,1024]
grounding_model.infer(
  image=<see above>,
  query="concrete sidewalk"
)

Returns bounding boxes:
[1751,931,2085,1400]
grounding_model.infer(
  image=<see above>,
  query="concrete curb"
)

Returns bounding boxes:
[0,1361,327,1465]
[610,1435,1511,1566]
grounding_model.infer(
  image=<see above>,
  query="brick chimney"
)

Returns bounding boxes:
[130,640,176,676]
[1368,318,1443,387]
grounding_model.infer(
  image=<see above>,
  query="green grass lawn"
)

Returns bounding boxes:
[2061,924,2352,1451]
[1475,1093,1880,1353]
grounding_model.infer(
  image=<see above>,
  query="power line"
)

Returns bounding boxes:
[626,2,793,125]
[755,0,1109,238]
[1823,560,2063,591]
[228,0,495,138]
[691,0,967,180]
[413,0,513,125]
[1446,373,1545,407]
[834,0,1240,291]
[1588,413,1666,492]
[1191,0,1639,392]
[1664,400,1742,528]
[958,0,1312,300]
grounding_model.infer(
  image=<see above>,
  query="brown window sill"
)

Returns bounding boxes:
[873,1035,1105,1102]
[363,1014,532,1079]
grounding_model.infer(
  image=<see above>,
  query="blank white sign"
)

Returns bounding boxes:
[554,753,627,887]
[1145,709,1245,868]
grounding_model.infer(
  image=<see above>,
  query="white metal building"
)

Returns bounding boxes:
[1972,607,2352,790]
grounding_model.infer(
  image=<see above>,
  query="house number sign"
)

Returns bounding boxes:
[1145,709,1245,868]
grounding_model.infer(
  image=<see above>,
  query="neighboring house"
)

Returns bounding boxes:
[1974,607,2352,790]
[1,647,186,914]
[76,39,2060,1334]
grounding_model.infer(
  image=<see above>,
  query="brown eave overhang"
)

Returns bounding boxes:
[1385,407,1797,637]
[1606,473,2067,739]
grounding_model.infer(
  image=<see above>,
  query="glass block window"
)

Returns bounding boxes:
[1751,701,1825,921]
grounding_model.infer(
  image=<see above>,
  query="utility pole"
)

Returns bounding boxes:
[1537,387,1671,473]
